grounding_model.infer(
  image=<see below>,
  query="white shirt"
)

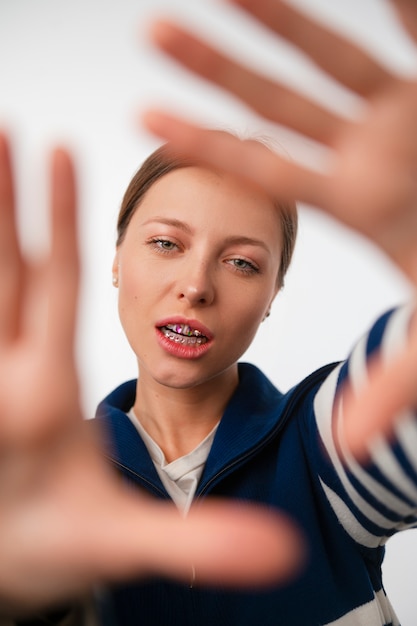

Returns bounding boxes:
[127,408,219,514]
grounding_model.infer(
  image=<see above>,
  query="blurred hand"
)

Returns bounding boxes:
[0,134,303,616]
[144,0,417,457]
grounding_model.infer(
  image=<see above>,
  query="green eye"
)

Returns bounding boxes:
[233,259,250,269]
[149,238,179,253]
[228,258,259,274]
[158,240,176,250]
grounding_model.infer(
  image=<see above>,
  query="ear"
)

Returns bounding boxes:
[112,252,119,288]
[269,283,281,309]
[263,287,279,321]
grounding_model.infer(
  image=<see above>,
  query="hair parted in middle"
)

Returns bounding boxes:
[116,134,298,288]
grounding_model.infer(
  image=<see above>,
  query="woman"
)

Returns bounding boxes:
[1,0,417,624]
[91,135,415,625]
[104,140,296,510]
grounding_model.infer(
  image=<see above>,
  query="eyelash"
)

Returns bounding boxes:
[226,258,260,275]
[148,237,180,254]
[147,238,259,275]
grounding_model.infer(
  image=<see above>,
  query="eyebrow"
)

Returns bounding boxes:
[140,217,194,235]
[222,235,271,254]
[141,217,271,254]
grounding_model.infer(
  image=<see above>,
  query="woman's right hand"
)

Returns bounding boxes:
[144,0,417,459]
[0,133,303,617]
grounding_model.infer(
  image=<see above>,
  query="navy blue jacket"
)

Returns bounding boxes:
[95,308,416,625]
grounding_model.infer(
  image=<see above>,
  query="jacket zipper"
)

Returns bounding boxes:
[109,458,168,499]
[109,362,339,500]
[196,361,340,499]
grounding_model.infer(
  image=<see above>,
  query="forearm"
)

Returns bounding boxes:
[314,305,417,543]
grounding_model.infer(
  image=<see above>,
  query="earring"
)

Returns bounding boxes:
[262,309,271,322]
[112,275,118,288]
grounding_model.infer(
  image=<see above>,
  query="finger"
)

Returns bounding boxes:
[0,495,305,611]
[229,0,393,97]
[151,21,346,146]
[342,317,417,459]
[0,133,24,344]
[46,148,79,357]
[392,0,417,43]
[89,494,305,588]
[143,110,327,207]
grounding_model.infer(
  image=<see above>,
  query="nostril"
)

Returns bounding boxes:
[178,284,213,305]
[179,293,206,304]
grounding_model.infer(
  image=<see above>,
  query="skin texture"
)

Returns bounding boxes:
[113,166,281,460]
[144,0,417,458]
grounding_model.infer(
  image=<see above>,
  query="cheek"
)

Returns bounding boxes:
[220,302,266,366]
[239,311,266,349]
[225,287,270,337]
[117,265,150,318]
[232,278,273,315]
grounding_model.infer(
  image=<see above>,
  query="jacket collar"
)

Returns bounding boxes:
[96,381,168,497]
[95,363,288,493]
[199,363,287,487]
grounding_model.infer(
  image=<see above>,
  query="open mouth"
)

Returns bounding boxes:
[159,323,208,345]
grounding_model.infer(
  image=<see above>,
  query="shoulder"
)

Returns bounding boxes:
[95,379,137,419]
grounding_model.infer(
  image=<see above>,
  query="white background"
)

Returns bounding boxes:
[0,0,416,622]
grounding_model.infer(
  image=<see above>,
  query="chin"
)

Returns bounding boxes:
[156,368,210,390]
[151,359,238,392]
[143,360,200,387]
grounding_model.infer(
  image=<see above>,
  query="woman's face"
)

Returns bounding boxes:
[113,166,282,391]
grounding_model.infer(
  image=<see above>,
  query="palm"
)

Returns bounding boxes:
[0,346,78,448]
[146,1,417,283]
[144,0,417,456]
[325,81,417,278]
[0,135,301,615]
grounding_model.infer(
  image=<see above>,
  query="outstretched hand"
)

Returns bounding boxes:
[0,134,303,616]
[144,0,417,457]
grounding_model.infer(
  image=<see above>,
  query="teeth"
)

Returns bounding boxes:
[165,323,204,338]
[161,326,207,345]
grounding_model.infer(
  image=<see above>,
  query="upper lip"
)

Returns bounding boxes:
[156,316,213,340]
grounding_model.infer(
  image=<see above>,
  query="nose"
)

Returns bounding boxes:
[177,260,215,307]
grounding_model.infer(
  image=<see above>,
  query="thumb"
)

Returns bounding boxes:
[90,493,306,588]
[342,317,417,459]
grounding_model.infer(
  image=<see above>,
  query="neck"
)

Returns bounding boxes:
[133,367,238,463]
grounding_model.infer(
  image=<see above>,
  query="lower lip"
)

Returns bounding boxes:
[156,328,212,359]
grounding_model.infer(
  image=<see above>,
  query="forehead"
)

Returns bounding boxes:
[135,166,283,244]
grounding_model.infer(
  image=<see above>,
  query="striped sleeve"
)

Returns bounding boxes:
[314,305,417,548]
